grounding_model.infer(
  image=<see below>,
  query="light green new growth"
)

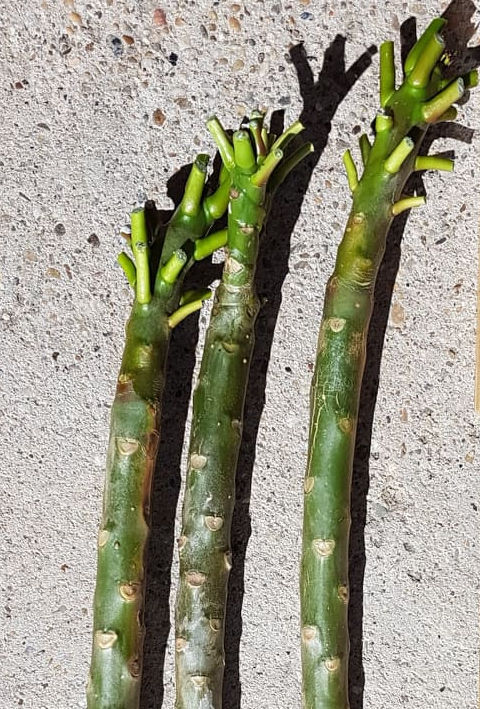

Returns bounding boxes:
[342,150,359,192]
[302,18,476,709]
[87,154,230,709]
[118,252,136,287]
[415,155,454,172]
[193,228,228,261]
[130,208,151,304]
[359,134,371,166]
[175,112,312,709]
[168,289,212,329]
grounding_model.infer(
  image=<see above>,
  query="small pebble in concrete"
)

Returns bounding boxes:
[152,108,166,125]
[153,8,167,26]
[87,234,100,247]
[107,35,123,57]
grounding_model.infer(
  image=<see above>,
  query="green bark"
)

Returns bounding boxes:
[301,19,476,708]
[175,116,312,708]
[87,156,229,709]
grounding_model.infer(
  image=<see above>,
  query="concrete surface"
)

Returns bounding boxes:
[1,1,479,708]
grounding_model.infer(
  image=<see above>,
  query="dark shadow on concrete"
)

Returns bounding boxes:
[223,36,377,709]
[348,6,478,707]
[140,308,198,709]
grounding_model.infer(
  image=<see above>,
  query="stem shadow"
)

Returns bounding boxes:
[223,36,377,709]
[349,5,478,707]
[140,311,199,709]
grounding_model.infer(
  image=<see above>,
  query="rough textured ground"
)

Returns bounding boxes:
[1,1,479,708]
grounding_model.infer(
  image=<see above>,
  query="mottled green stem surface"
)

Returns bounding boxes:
[87,156,229,709]
[301,18,476,709]
[175,115,312,708]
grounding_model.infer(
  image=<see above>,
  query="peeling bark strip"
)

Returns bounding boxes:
[175,114,312,708]
[301,18,475,708]
[88,155,230,709]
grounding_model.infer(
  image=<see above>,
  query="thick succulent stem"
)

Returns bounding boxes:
[175,114,311,708]
[175,197,260,709]
[302,207,393,709]
[301,18,475,709]
[87,296,169,709]
[87,156,229,709]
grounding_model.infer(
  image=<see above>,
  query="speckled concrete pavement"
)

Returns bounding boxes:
[1,1,478,708]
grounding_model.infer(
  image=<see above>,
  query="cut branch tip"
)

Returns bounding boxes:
[117,252,136,288]
[159,249,187,285]
[194,228,228,260]
[168,289,212,328]
[359,133,371,166]
[195,153,210,173]
[407,31,445,88]
[379,40,395,107]
[384,136,415,174]
[415,156,454,172]
[251,147,284,186]
[391,195,425,216]
[207,116,235,170]
[422,78,464,123]
[375,110,393,133]
[342,149,359,192]
[233,129,256,171]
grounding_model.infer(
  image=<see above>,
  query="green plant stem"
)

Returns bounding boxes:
[175,115,308,708]
[379,40,395,106]
[130,209,151,305]
[359,134,371,166]
[301,18,475,709]
[342,150,359,192]
[87,157,229,709]
[194,229,228,261]
[118,252,137,287]
[168,290,212,328]
[415,155,454,172]
[175,187,261,709]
